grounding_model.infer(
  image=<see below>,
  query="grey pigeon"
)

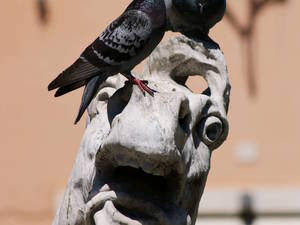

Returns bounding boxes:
[48,0,226,124]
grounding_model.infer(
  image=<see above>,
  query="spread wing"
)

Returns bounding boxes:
[82,10,153,66]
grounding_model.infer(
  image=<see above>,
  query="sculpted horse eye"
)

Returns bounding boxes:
[198,116,223,146]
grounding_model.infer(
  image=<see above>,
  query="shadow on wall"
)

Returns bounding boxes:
[225,0,288,97]
[37,0,49,24]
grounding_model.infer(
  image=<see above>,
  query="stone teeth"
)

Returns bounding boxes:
[99,184,110,192]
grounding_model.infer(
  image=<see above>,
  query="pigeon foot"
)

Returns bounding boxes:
[122,72,157,96]
[126,77,157,96]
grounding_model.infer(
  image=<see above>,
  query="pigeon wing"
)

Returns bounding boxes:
[82,10,153,66]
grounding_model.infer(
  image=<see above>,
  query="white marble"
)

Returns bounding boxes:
[53,36,230,225]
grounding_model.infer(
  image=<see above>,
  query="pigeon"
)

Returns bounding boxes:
[166,0,226,44]
[48,0,226,124]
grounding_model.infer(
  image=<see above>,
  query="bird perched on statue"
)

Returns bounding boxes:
[48,0,226,124]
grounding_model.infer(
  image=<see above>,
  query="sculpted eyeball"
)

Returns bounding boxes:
[172,0,226,31]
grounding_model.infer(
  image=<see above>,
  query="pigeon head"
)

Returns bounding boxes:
[166,0,226,36]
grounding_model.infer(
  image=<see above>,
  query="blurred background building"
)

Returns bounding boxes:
[0,0,299,224]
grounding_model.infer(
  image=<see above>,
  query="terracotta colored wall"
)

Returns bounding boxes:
[0,0,299,224]
[208,0,300,188]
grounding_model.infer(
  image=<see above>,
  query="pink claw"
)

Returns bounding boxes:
[128,77,156,96]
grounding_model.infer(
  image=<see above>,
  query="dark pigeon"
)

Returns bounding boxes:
[48,0,226,124]
[48,0,166,123]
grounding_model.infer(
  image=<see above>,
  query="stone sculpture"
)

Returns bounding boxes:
[53,35,230,225]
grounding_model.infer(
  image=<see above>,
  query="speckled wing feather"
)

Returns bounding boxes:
[82,10,153,67]
[48,10,152,94]
[48,0,165,124]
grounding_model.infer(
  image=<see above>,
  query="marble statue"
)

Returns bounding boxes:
[53,35,230,225]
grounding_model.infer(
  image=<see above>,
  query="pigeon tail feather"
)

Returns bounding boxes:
[54,80,86,97]
[48,58,100,91]
[74,75,108,124]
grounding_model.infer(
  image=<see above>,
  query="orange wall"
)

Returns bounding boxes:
[0,0,299,224]
[208,0,300,188]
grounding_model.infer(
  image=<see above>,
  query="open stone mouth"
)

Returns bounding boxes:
[89,164,189,225]
[113,166,180,203]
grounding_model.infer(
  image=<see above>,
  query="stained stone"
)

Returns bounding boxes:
[53,36,230,225]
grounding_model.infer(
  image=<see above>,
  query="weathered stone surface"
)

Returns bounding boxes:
[53,36,230,225]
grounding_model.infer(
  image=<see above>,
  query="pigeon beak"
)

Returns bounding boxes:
[198,2,206,14]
